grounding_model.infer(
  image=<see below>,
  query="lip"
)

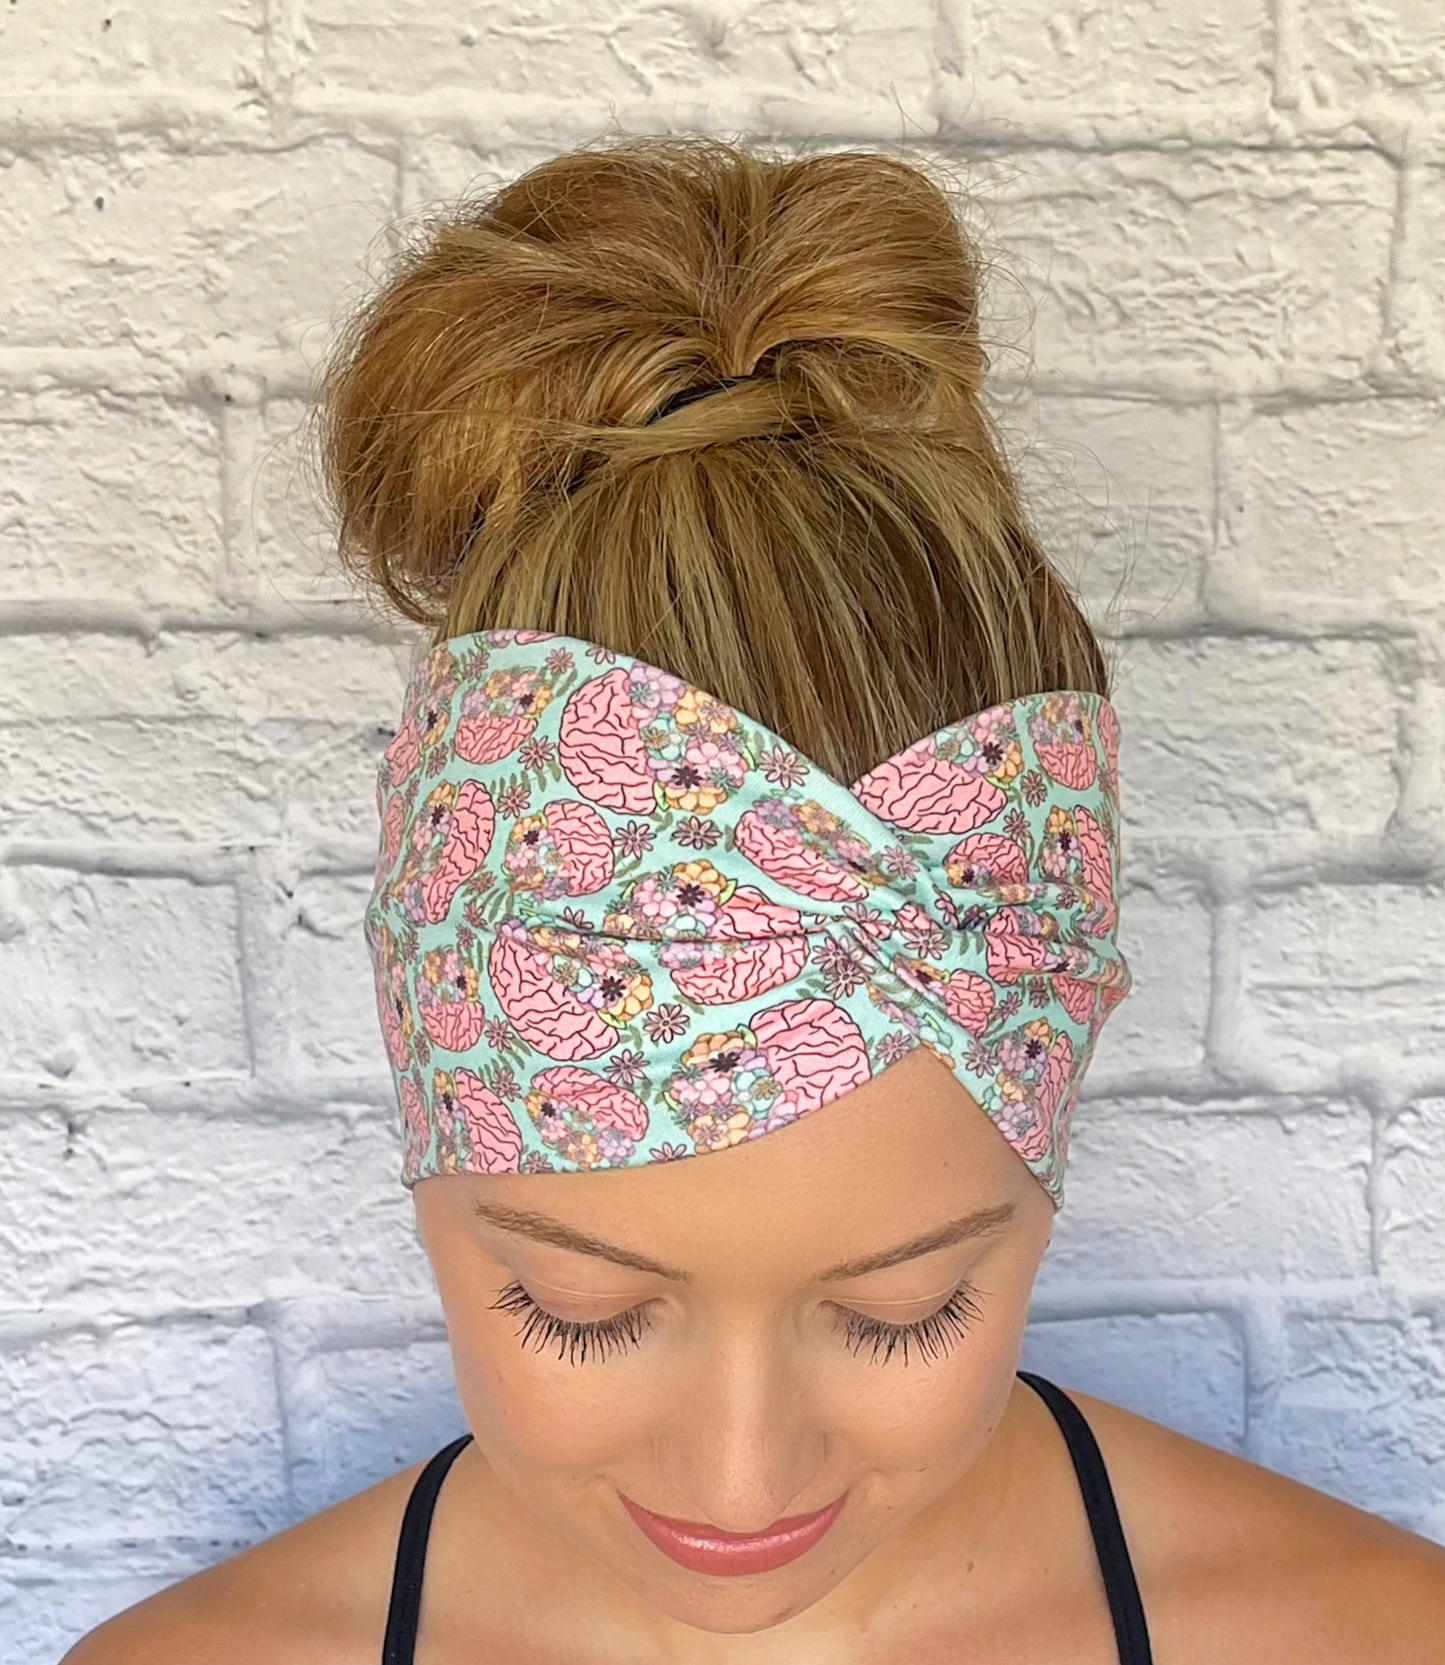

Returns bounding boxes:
[620,1491,847,1577]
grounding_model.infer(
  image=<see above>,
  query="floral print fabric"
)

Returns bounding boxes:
[365,630,1132,1206]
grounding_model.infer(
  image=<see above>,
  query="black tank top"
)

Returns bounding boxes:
[380,1369,1152,1664]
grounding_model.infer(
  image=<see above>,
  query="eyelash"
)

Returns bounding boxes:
[491,1280,983,1368]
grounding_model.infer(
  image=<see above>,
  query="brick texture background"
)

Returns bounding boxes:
[3,4,1445,1658]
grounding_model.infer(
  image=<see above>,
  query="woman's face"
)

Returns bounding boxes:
[414,1045,1055,1636]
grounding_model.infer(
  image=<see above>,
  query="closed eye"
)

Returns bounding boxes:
[830,1281,983,1365]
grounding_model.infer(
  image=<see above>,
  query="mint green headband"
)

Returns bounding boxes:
[364,631,1131,1206]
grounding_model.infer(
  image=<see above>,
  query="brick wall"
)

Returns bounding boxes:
[4,3,1445,1657]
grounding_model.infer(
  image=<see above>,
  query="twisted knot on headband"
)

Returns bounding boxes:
[365,631,1131,1205]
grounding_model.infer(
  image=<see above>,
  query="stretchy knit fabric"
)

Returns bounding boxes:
[379,1371,1153,1664]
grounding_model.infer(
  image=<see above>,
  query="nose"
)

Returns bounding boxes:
[663,1316,829,1532]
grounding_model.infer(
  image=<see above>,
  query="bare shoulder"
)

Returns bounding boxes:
[59,1458,426,1665]
[1070,1388,1445,1665]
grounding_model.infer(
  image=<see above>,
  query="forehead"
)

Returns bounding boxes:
[440,1047,1044,1281]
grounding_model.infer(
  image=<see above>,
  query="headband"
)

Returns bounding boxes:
[364,631,1131,1206]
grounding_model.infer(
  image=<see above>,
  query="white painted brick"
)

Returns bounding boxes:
[0,391,221,609]
[398,140,557,214]
[0,1109,427,1311]
[285,1337,464,1515]
[1404,167,1445,385]
[0,633,402,725]
[240,398,355,603]
[973,0,1270,115]
[1087,871,1211,1085]
[0,141,396,355]
[1219,398,1445,605]
[988,150,1394,382]
[294,0,940,103]
[1046,1104,1373,1282]
[1258,1310,1445,1541]
[0,1320,288,1550]
[0,0,267,94]
[1017,395,1215,633]
[0,869,247,1084]
[1020,1310,1246,1453]
[1,1572,188,1665]
[1114,638,1399,839]
[1297,2,1445,119]
[276,870,388,1075]
[1379,1098,1445,1281]
[1235,883,1445,1095]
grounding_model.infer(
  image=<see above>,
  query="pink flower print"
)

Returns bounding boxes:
[883,844,920,878]
[878,1031,917,1066]
[417,945,485,1051]
[672,685,739,740]
[615,820,655,859]
[645,1003,689,1043]
[1030,694,1097,789]
[854,734,1007,834]
[544,648,574,676]
[503,799,614,900]
[812,933,869,998]
[372,925,417,1070]
[892,958,995,1036]
[663,1028,782,1152]
[626,663,688,715]
[649,1140,688,1161]
[998,1018,1054,1077]
[761,745,808,788]
[965,706,1025,785]
[603,860,728,940]
[484,1016,515,1049]
[524,1064,649,1169]
[518,736,556,771]
[1039,806,1084,886]
[498,782,531,817]
[842,900,892,941]
[675,814,721,849]
[897,901,947,960]
[993,1027,1074,1163]
[604,1048,648,1088]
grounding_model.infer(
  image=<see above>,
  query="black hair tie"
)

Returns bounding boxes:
[645,375,755,425]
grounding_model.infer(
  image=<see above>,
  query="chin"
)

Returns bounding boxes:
[628,1564,844,1635]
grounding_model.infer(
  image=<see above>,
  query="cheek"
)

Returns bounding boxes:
[442,1301,664,1480]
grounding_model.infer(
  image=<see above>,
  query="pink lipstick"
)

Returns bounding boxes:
[620,1491,846,1577]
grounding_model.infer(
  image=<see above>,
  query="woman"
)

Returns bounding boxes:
[67,136,1445,1665]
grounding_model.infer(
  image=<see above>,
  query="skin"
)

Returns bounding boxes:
[65,1046,1445,1664]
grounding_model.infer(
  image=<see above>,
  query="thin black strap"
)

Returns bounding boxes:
[1017,1371,1154,1665]
[381,1432,475,1665]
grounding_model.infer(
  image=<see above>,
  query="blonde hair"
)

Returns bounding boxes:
[315,135,1106,787]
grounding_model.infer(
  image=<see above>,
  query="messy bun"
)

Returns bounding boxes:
[315,135,1106,786]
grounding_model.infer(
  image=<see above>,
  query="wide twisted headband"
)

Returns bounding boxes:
[364,630,1131,1206]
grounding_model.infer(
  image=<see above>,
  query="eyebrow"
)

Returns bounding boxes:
[469,1200,1016,1284]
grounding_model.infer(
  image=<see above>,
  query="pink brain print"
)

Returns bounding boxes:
[984,911,1066,984]
[751,998,872,1113]
[559,669,655,812]
[422,780,496,923]
[419,989,485,1052]
[530,1065,649,1139]
[544,799,616,893]
[709,884,806,941]
[1097,702,1121,790]
[940,970,996,1033]
[944,832,1030,890]
[401,1075,430,1167]
[455,713,536,765]
[1054,974,1099,1026]
[1074,808,1116,929]
[487,930,617,1060]
[384,716,421,786]
[854,739,1007,834]
[666,936,809,1004]
[381,789,408,872]
[455,1069,523,1173]
[734,811,868,901]
[1035,737,1097,790]
[1028,1032,1076,1160]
